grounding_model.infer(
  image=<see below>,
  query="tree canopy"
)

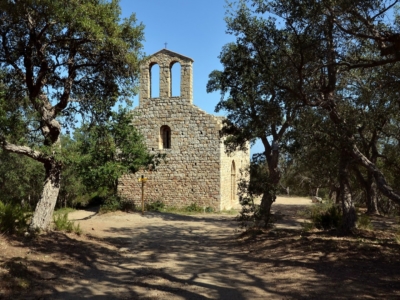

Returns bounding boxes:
[209,0,400,230]
[0,0,145,230]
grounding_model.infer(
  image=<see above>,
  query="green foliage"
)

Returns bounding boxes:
[306,202,342,230]
[99,196,122,213]
[0,201,31,234]
[0,150,44,207]
[205,206,214,213]
[357,214,373,230]
[0,0,145,229]
[54,207,76,216]
[120,199,136,212]
[236,196,263,229]
[184,203,203,213]
[53,213,82,235]
[59,108,161,209]
[145,200,165,212]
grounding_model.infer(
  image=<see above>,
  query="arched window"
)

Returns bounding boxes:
[150,63,160,98]
[170,61,181,97]
[231,160,236,202]
[160,125,171,149]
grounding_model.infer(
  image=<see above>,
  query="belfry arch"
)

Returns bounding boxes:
[139,49,193,104]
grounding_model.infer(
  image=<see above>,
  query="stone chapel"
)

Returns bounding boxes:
[118,49,250,210]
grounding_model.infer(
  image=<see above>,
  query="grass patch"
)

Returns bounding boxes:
[53,213,82,235]
[53,207,75,216]
[357,214,373,230]
[143,201,216,215]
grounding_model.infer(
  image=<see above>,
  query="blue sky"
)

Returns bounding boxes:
[119,0,262,155]
[119,0,233,114]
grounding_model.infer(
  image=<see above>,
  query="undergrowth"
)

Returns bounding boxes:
[302,201,342,231]
[357,214,373,230]
[0,201,31,234]
[53,213,82,235]
[145,200,214,214]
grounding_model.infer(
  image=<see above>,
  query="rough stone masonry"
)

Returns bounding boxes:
[118,49,250,210]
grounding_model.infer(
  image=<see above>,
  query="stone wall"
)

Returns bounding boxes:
[219,140,250,210]
[118,49,250,211]
[139,49,193,104]
[118,98,224,209]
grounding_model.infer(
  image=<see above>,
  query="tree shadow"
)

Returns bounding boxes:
[1,214,400,299]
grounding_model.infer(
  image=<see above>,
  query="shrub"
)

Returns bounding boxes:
[184,202,203,212]
[308,202,342,230]
[146,200,165,212]
[0,201,31,234]
[357,214,373,230]
[99,195,121,213]
[120,199,136,212]
[53,213,82,235]
[205,206,214,213]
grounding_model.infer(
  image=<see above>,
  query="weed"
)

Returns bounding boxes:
[99,196,121,213]
[120,199,136,212]
[53,207,75,216]
[145,200,165,212]
[184,203,203,212]
[0,201,31,234]
[308,202,342,230]
[53,213,82,235]
[357,214,373,230]
[301,221,315,232]
[204,206,214,213]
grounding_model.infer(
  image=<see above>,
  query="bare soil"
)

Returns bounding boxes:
[1,197,400,299]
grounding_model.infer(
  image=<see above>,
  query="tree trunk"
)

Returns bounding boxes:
[366,176,379,215]
[29,159,61,231]
[260,190,275,227]
[339,152,357,232]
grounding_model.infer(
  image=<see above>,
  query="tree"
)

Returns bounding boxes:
[0,0,144,230]
[207,17,302,225]
[212,0,400,231]
[72,108,159,200]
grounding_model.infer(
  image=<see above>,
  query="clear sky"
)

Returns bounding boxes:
[119,0,233,113]
[119,0,262,155]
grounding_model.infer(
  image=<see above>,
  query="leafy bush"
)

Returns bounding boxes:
[146,200,165,212]
[306,202,342,230]
[53,213,82,235]
[205,206,214,213]
[236,196,264,229]
[357,214,373,230]
[120,199,136,212]
[0,201,31,234]
[184,203,203,212]
[99,196,122,213]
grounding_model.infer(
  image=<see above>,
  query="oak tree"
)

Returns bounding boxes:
[0,0,144,230]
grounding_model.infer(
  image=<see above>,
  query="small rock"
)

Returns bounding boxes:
[40,271,57,280]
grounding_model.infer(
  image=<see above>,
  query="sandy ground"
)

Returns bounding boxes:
[55,196,312,299]
[2,196,400,299]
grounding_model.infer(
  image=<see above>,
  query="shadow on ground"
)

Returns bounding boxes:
[1,211,400,299]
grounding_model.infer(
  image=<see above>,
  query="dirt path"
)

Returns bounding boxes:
[2,197,400,299]
[52,197,311,299]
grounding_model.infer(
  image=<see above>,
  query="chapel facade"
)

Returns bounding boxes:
[118,49,250,210]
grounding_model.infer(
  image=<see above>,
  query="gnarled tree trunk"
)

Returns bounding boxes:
[29,159,61,231]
